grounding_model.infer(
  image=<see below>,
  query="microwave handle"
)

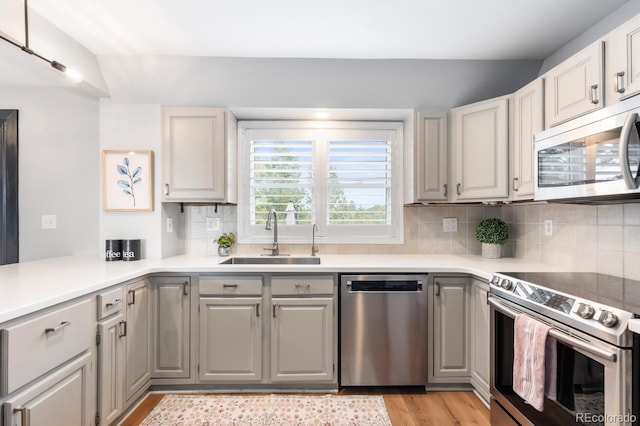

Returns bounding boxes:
[620,112,639,189]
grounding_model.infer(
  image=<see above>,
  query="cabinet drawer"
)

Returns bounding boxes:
[272,276,334,296]
[96,286,125,320]
[1,298,92,396]
[199,276,263,295]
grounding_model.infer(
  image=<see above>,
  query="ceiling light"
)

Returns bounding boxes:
[0,0,83,83]
[314,111,330,119]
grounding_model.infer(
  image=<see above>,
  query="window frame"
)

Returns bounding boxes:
[237,120,404,244]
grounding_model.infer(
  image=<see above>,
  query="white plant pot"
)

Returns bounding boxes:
[482,243,502,259]
[218,246,231,257]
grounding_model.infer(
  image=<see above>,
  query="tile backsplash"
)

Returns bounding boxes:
[178,203,640,280]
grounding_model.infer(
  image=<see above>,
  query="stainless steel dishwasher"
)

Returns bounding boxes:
[340,274,428,386]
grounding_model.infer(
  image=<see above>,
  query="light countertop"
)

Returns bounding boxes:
[0,254,565,324]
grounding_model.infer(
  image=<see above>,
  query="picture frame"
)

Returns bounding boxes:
[102,149,154,212]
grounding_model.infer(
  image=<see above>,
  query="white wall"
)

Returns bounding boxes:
[0,88,99,261]
[99,101,164,259]
[540,0,640,74]
[97,56,542,110]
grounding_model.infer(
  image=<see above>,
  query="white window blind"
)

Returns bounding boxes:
[327,140,391,225]
[238,121,403,244]
[250,139,315,226]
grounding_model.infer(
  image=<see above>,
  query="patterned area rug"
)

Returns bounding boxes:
[140,394,392,426]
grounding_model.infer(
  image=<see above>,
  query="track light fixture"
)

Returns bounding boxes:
[0,0,83,83]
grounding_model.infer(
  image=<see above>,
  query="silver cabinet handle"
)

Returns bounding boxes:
[295,283,311,290]
[273,304,277,318]
[13,406,30,426]
[456,183,461,196]
[106,299,122,309]
[127,289,135,306]
[615,71,626,94]
[589,84,600,104]
[223,284,238,288]
[45,321,70,334]
[164,183,170,196]
[183,281,189,296]
[619,112,640,189]
[435,282,441,296]
[443,184,448,197]
[513,177,519,191]
[118,320,127,338]
[256,303,260,317]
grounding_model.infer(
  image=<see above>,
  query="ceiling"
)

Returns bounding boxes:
[27,0,628,60]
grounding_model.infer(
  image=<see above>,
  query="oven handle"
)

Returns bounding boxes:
[489,298,618,363]
[619,112,639,190]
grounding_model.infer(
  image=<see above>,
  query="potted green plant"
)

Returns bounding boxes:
[475,218,508,259]
[214,232,236,257]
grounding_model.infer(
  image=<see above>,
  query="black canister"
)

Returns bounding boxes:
[105,239,122,261]
[122,239,141,261]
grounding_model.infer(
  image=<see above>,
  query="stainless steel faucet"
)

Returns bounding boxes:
[264,209,279,256]
[311,223,319,256]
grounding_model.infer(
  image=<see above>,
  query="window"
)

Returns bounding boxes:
[238,121,403,244]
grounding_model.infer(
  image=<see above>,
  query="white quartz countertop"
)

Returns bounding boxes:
[0,254,565,324]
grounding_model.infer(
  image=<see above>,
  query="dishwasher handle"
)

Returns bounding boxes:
[347,280,424,292]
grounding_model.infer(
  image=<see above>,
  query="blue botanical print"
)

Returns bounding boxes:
[117,157,142,206]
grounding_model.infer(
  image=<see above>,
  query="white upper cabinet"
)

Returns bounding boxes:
[605,14,640,104]
[451,96,509,201]
[414,110,448,202]
[511,78,544,200]
[544,41,604,128]
[162,107,237,203]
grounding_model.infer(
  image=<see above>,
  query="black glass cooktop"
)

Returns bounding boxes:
[496,272,640,314]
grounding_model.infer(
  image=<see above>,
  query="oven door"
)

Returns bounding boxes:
[489,297,634,426]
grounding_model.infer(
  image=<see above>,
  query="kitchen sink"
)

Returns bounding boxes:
[220,257,321,265]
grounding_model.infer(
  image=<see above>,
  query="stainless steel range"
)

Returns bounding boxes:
[489,272,639,426]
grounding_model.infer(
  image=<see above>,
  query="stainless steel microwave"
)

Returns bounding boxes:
[535,96,640,203]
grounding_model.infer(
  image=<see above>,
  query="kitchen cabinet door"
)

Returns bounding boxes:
[162,107,233,202]
[605,14,640,104]
[451,97,509,201]
[151,276,191,379]
[430,276,471,382]
[124,279,152,403]
[470,279,490,403]
[544,41,604,127]
[198,297,263,382]
[3,352,93,426]
[271,298,334,383]
[414,110,448,201]
[512,78,543,200]
[97,311,126,425]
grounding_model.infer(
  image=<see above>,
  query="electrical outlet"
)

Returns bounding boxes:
[443,217,458,232]
[41,215,57,229]
[544,219,553,236]
[206,217,221,231]
[166,217,173,233]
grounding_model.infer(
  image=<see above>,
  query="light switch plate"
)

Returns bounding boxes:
[443,217,458,232]
[206,217,221,231]
[166,217,173,233]
[544,219,553,236]
[41,214,57,229]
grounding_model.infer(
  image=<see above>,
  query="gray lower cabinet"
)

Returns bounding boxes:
[2,352,94,426]
[124,279,152,404]
[271,298,334,382]
[470,279,490,402]
[151,276,191,379]
[97,307,126,425]
[429,276,471,383]
[198,297,263,382]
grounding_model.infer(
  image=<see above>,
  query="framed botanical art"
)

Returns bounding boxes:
[102,150,154,211]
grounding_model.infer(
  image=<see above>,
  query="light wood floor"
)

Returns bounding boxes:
[120,388,490,426]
